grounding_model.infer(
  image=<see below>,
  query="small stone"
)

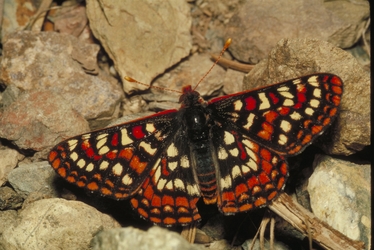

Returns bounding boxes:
[308,155,370,246]
[91,226,202,250]
[0,198,121,250]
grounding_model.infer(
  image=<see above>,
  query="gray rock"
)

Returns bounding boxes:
[0,198,121,250]
[91,226,202,250]
[7,161,58,198]
[308,155,370,247]
[225,0,369,63]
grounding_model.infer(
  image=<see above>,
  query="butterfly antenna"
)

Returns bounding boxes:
[193,38,232,91]
[124,76,182,94]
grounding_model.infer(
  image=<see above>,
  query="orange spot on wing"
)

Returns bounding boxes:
[137,208,149,218]
[87,182,99,190]
[239,203,253,212]
[260,148,272,161]
[163,217,176,225]
[178,217,192,224]
[267,191,278,200]
[261,160,273,175]
[254,197,267,207]
[235,183,248,196]
[151,195,161,207]
[264,110,278,123]
[176,197,189,207]
[222,191,235,202]
[106,151,117,159]
[162,195,175,206]
[130,156,148,174]
[301,134,312,145]
[144,185,154,200]
[259,172,271,184]
[130,198,138,208]
[119,148,133,161]
[247,176,260,189]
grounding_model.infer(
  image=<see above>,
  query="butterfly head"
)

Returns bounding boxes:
[179,85,206,108]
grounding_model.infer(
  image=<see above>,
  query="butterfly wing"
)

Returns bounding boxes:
[208,74,342,156]
[207,74,342,213]
[49,109,202,226]
[48,110,181,199]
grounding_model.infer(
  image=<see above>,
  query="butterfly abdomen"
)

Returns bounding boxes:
[183,105,218,204]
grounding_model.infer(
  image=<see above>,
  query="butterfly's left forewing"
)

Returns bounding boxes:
[48,110,179,199]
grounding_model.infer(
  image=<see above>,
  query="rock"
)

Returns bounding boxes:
[0,89,89,151]
[243,38,370,155]
[91,226,202,250]
[86,0,192,94]
[0,148,24,186]
[225,0,370,63]
[0,198,121,250]
[0,31,123,128]
[308,155,370,247]
[0,186,23,210]
[0,210,18,235]
[7,161,58,198]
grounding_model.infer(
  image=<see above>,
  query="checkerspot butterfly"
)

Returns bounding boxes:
[48,62,342,227]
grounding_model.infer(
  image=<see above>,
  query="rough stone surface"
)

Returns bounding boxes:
[308,155,370,247]
[0,186,23,210]
[0,148,25,186]
[0,198,121,250]
[86,0,192,94]
[7,161,58,198]
[0,89,89,151]
[243,38,370,155]
[0,31,123,127]
[0,210,18,235]
[91,226,202,250]
[225,0,370,63]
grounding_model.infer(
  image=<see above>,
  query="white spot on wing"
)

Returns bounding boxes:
[98,146,110,155]
[168,161,178,171]
[292,79,302,85]
[220,175,232,189]
[121,128,133,145]
[77,159,86,168]
[157,178,167,190]
[241,165,251,174]
[283,99,294,106]
[259,93,270,110]
[174,178,185,190]
[229,148,239,157]
[247,159,258,171]
[243,113,255,130]
[305,107,314,116]
[231,165,241,179]
[187,184,200,196]
[146,123,156,133]
[218,147,228,160]
[139,141,157,155]
[233,100,243,111]
[310,99,320,108]
[167,143,179,157]
[313,88,321,98]
[68,139,78,151]
[224,131,235,145]
[180,155,190,168]
[290,111,302,120]
[279,91,294,99]
[308,76,319,87]
[70,152,78,161]
[278,134,288,145]
[112,163,123,176]
[100,161,109,170]
[280,120,291,133]
[86,163,94,172]
[277,86,290,91]
[122,174,133,185]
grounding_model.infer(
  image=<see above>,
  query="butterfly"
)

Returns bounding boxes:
[48,73,342,226]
